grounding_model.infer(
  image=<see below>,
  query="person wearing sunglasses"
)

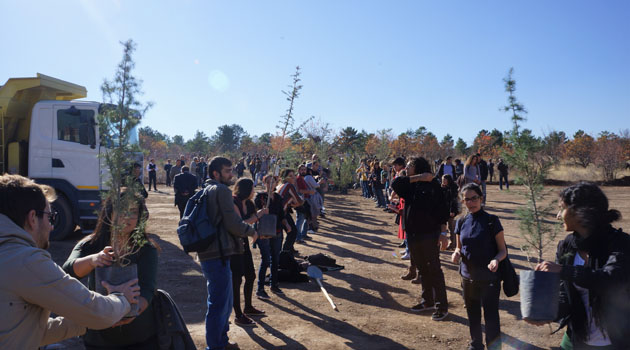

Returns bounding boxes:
[0,174,139,349]
[451,183,507,350]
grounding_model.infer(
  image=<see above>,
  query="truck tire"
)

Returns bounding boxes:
[50,195,74,241]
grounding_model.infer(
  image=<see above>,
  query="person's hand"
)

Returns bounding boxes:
[451,250,461,264]
[101,278,140,305]
[523,318,551,326]
[438,235,450,251]
[284,222,291,232]
[111,317,136,327]
[258,208,269,216]
[535,261,562,273]
[488,259,499,272]
[89,246,115,268]
[251,232,259,243]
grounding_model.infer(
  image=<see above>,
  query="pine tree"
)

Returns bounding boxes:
[99,39,153,264]
[501,68,559,264]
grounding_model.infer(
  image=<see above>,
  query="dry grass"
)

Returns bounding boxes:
[548,164,630,182]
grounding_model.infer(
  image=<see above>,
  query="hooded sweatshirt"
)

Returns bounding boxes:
[0,214,130,349]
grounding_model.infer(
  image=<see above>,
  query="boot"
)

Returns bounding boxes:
[411,274,422,284]
[401,266,417,280]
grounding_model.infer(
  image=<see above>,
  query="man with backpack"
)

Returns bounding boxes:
[197,156,258,350]
[392,157,451,321]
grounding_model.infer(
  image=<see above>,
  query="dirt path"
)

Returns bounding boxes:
[49,183,630,350]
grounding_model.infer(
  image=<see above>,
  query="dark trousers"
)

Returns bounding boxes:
[230,245,256,317]
[408,236,448,311]
[175,195,191,219]
[462,278,501,350]
[282,215,298,252]
[148,172,157,191]
[165,172,172,187]
[499,174,509,190]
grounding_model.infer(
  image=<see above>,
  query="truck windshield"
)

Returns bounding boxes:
[98,104,141,147]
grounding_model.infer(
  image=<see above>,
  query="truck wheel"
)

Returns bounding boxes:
[50,195,74,241]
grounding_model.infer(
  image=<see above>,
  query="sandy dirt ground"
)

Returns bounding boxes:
[48,183,630,350]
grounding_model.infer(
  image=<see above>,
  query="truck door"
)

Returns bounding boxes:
[51,105,100,190]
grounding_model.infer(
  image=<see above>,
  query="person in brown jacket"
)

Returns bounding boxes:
[0,174,140,350]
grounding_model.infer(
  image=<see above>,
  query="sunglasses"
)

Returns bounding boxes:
[464,195,481,203]
[37,210,58,225]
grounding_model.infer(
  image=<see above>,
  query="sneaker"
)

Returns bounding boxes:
[399,250,407,255]
[303,235,312,240]
[234,315,255,327]
[270,286,284,295]
[432,310,449,321]
[411,302,435,313]
[256,290,270,300]
[401,253,410,260]
[411,275,422,284]
[296,239,305,244]
[243,307,265,316]
[398,241,406,248]
[307,230,316,235]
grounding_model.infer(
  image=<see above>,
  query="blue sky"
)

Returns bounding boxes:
[1,0,628,144]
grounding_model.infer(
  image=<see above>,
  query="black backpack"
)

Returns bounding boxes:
[176,187,219,253]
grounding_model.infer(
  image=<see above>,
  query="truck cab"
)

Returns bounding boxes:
[0,73,139,240]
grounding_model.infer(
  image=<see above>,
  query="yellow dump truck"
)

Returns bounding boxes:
[0,73,140,239]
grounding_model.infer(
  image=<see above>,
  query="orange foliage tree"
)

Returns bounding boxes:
[564,130,595,168]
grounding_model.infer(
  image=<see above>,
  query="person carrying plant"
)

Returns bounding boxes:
[62,189,159,349]
[451,183,507,350]
[198,156,258,350]
[0,174,139,349]
[526,182,630,350]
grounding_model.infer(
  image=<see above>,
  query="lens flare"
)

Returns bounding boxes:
[208,70,229,92]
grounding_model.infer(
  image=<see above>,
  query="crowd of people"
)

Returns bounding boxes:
[1,149,629,350]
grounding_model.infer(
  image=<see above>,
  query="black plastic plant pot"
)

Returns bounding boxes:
[520,270,560,321]
[258,214,278,237]
[95,263,140,318]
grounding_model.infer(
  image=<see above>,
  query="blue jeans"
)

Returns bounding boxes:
[257,236,282,290]
[360,180,369,197]
[200,258,233,350]
[375,187,386,207]
[296,211,308,241]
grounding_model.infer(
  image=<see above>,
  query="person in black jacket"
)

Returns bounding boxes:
[440,174,460,250]
[147,158,158,191]
[173,167,198,219]
[528,182,630,350]
[391,157,451,321]
[436,156,457,182]
[477,154,489,205]
[163,159,173,187]
[497,159,509,190]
